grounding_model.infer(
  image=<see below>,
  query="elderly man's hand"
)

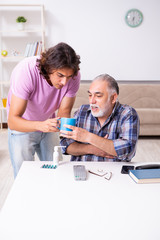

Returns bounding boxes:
[88,145,114,158]
[60,124,90,143]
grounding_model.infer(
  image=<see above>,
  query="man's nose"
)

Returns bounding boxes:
[61,77,68,86]
[90,96,96,104]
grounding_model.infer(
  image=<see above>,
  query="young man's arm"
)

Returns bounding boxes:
[57,96,76,118]
[8,94,59,132]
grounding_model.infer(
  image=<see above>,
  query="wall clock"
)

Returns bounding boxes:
[125,9,143,27]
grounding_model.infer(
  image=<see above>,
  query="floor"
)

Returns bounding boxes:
[0,129,160,210]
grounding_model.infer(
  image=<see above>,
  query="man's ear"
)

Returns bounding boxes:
[111,93,118,104]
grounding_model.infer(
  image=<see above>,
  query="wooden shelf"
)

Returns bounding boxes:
[0,56,24,62]
[0,4,45,129]
[0,4,44,7]
[0,29,44,34]
[0,81,10,85]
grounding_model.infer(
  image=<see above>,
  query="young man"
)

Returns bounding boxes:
[60,74,140,162]
[7,42,81,177]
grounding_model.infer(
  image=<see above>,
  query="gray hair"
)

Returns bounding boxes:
[93,74,119,95]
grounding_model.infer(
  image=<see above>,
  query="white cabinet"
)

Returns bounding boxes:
[0,4,45,129]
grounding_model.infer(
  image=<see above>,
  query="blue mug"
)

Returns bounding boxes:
[60,118,76,131]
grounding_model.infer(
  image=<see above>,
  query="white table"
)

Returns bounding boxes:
[0,160,160,240]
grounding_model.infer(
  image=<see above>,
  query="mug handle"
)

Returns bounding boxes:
[57,118,61,130]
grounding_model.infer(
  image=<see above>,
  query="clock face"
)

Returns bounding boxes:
[125,9,143,27]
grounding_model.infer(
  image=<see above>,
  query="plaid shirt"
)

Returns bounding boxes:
[60,101,140,162]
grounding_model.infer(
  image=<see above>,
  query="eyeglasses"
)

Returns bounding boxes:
[88,169,112,180]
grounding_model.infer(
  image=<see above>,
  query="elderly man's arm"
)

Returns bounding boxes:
[60,126,117,157]
[66,142,114,157]
[113,110,140,161]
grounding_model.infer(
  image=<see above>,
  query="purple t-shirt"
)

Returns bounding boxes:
[7,56,81,121]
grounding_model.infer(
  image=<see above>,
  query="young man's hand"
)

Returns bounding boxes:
[37,117,60,132]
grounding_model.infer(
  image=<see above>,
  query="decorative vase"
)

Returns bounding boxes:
[2,98,7,108]
[17,22,25,31]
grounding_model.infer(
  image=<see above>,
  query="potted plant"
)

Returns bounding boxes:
[16,16,27,31]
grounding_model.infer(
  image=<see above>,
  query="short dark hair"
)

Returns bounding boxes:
[93,74,119,95]
[37,42,81,80]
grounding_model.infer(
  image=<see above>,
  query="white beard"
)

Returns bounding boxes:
[90,100,112,118]
[90,104,105,117]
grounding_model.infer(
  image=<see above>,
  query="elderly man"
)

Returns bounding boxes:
[60,74,139,162]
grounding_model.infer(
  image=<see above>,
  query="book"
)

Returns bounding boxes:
[33,41,38,56]
[36,41,42,56]
[28,42,35,57]
[34,41,39,56]
[129,169,160,184]
[24,42,40,57]
[24,43,31,57]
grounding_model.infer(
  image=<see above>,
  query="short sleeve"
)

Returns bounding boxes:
[10,58,36,100]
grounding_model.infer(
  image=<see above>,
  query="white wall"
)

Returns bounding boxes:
[1,0,160,81]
